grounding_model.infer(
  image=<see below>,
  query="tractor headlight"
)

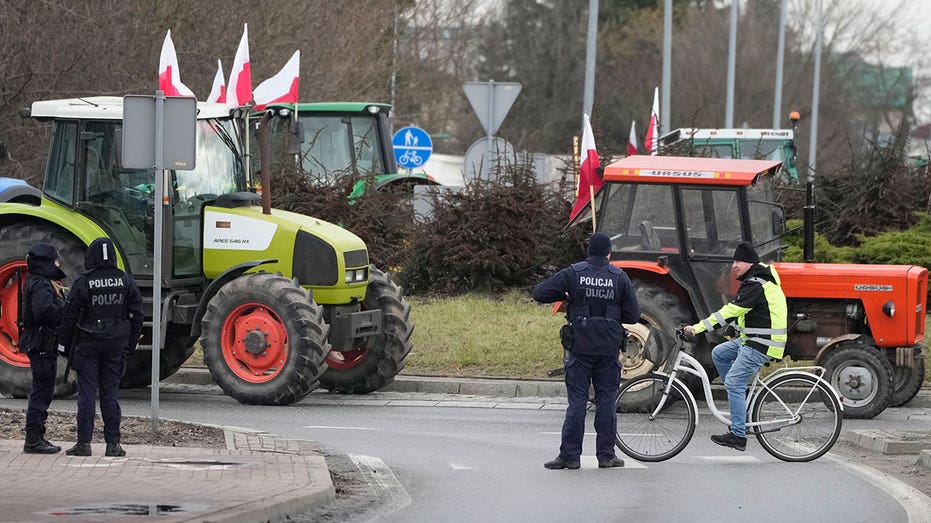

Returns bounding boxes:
[344,268,368,283]
[882,300,895,318]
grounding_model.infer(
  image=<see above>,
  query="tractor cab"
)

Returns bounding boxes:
[251,102,439,199]
[576,155,784,323]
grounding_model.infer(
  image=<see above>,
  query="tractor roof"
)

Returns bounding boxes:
[602,156,782,186]
[660,127,794,144]
[261,102,391,115]
[29,96,233,120]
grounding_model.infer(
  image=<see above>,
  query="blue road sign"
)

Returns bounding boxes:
[392,126,433,169]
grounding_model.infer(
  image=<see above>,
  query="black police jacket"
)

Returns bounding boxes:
[20,275,65,356]
[533,256,641,355]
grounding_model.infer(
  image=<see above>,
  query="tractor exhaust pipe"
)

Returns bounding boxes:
[257,112,272,215]
[789,111,815,263]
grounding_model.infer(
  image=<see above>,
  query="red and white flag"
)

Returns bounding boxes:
[627,120,639,156]
[569,114,603,222]
[644,87,659,155]
[253,50,300,111]
[227,24,252,107]
[158,30,195,97]
[206,60,227,104]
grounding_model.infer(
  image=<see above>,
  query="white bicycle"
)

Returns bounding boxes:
[615,329,843,462]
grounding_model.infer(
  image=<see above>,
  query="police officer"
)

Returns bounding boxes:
[533,232,640,469]
[683,241,788,451]
[58,237,142,457]
[20,243,67,454]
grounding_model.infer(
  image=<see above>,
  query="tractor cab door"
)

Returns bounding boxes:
[678,186,745,315]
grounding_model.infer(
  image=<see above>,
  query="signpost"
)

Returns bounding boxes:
[462,81,521,180]
[392,125,433,169]
[122,92,196,430]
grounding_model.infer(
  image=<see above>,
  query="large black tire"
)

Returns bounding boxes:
[120,325,196,389]
[619,282,694,409]
[823,342,894,419]
[200,272,329,405]
[320,266,413,394]
[0,222,84,398]
[890,353,925,407]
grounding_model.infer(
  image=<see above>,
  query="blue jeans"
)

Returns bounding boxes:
[711,338,771,438]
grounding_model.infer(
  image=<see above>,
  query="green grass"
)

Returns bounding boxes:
[407,290,565,378]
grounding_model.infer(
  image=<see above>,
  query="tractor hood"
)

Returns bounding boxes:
[202,204,369,305]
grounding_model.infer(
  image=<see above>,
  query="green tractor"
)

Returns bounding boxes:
[252,102,440,198]
[0,96,413,405]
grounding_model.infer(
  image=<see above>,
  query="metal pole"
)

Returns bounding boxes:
[809,0,823,180]
[725,0,738,128]
[486,79,495,180]
[583,0,598,122]
[151,91,165,432]
[661,0,672,133]
[772,0,787,128]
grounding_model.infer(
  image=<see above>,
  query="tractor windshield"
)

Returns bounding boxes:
[265,114,386,183]
[599,183,679,253]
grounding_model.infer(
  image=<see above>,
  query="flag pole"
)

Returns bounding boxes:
[589,184,597,232]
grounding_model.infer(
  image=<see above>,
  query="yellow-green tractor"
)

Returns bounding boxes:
[0,97,413,405]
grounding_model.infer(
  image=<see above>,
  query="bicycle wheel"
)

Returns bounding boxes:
[751,373,842,462]
[615,374,696,462]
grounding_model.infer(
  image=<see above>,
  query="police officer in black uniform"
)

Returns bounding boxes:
[20,243,67,454]
[58,237,143,457]
[533,232,640,469]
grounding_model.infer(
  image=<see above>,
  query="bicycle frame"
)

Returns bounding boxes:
[649,346,843,431]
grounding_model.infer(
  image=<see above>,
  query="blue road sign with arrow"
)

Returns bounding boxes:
[392,125,433,169]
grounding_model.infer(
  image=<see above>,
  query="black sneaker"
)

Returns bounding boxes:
[105,443,126,457]
[65,442,92,456]
[598,457,625,468]
[544,457,580,470]
[711,432,747,451]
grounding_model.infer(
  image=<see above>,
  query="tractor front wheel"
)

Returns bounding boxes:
[823,342,894,419]
[320,266,413,394]
[200,272,330,405]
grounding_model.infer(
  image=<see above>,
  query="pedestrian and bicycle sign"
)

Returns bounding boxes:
[392,125,433,169]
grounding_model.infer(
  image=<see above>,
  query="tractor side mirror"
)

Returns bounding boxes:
[288,120,305,155]
[772,207,786,236]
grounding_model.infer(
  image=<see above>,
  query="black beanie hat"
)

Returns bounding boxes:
[588,232,612,257]
[733,241,760,264]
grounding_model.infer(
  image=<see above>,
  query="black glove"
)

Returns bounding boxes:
[124,343,137,356]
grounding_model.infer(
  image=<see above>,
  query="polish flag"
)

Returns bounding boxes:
[158,30,195,97]
[227,24,252,107]
[644,87,659,155]
[627,120,639,156]
[206,60,227,104]
[253,50,300,111]
[569,114,603,222]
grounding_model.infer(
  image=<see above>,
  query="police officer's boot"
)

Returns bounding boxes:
[23,427,61,454]
[65,442,92,456]
[105,442,126,457]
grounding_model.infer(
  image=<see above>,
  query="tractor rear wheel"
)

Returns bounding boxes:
[200,272,329,405]
[823,341,894,419]
[320,266,413,394]
[120,325,196,389]
[619,282,693,410]
[0,222,83,398]
[890,353,925,407]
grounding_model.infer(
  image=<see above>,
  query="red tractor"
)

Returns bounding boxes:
[577,155,926,418]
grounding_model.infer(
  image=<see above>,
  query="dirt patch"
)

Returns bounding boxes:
[832,441,931,496]
[0,407,227,448]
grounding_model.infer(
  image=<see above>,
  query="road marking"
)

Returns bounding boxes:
[827,453,931,523]
[696,456,761,464]
[303,425,373,431]
[350,454,411,520]
[450,462,474,470]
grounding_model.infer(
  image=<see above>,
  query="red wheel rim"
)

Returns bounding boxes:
[220,302,289,383]
[326,347,368,370]
[0,261,29,367]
